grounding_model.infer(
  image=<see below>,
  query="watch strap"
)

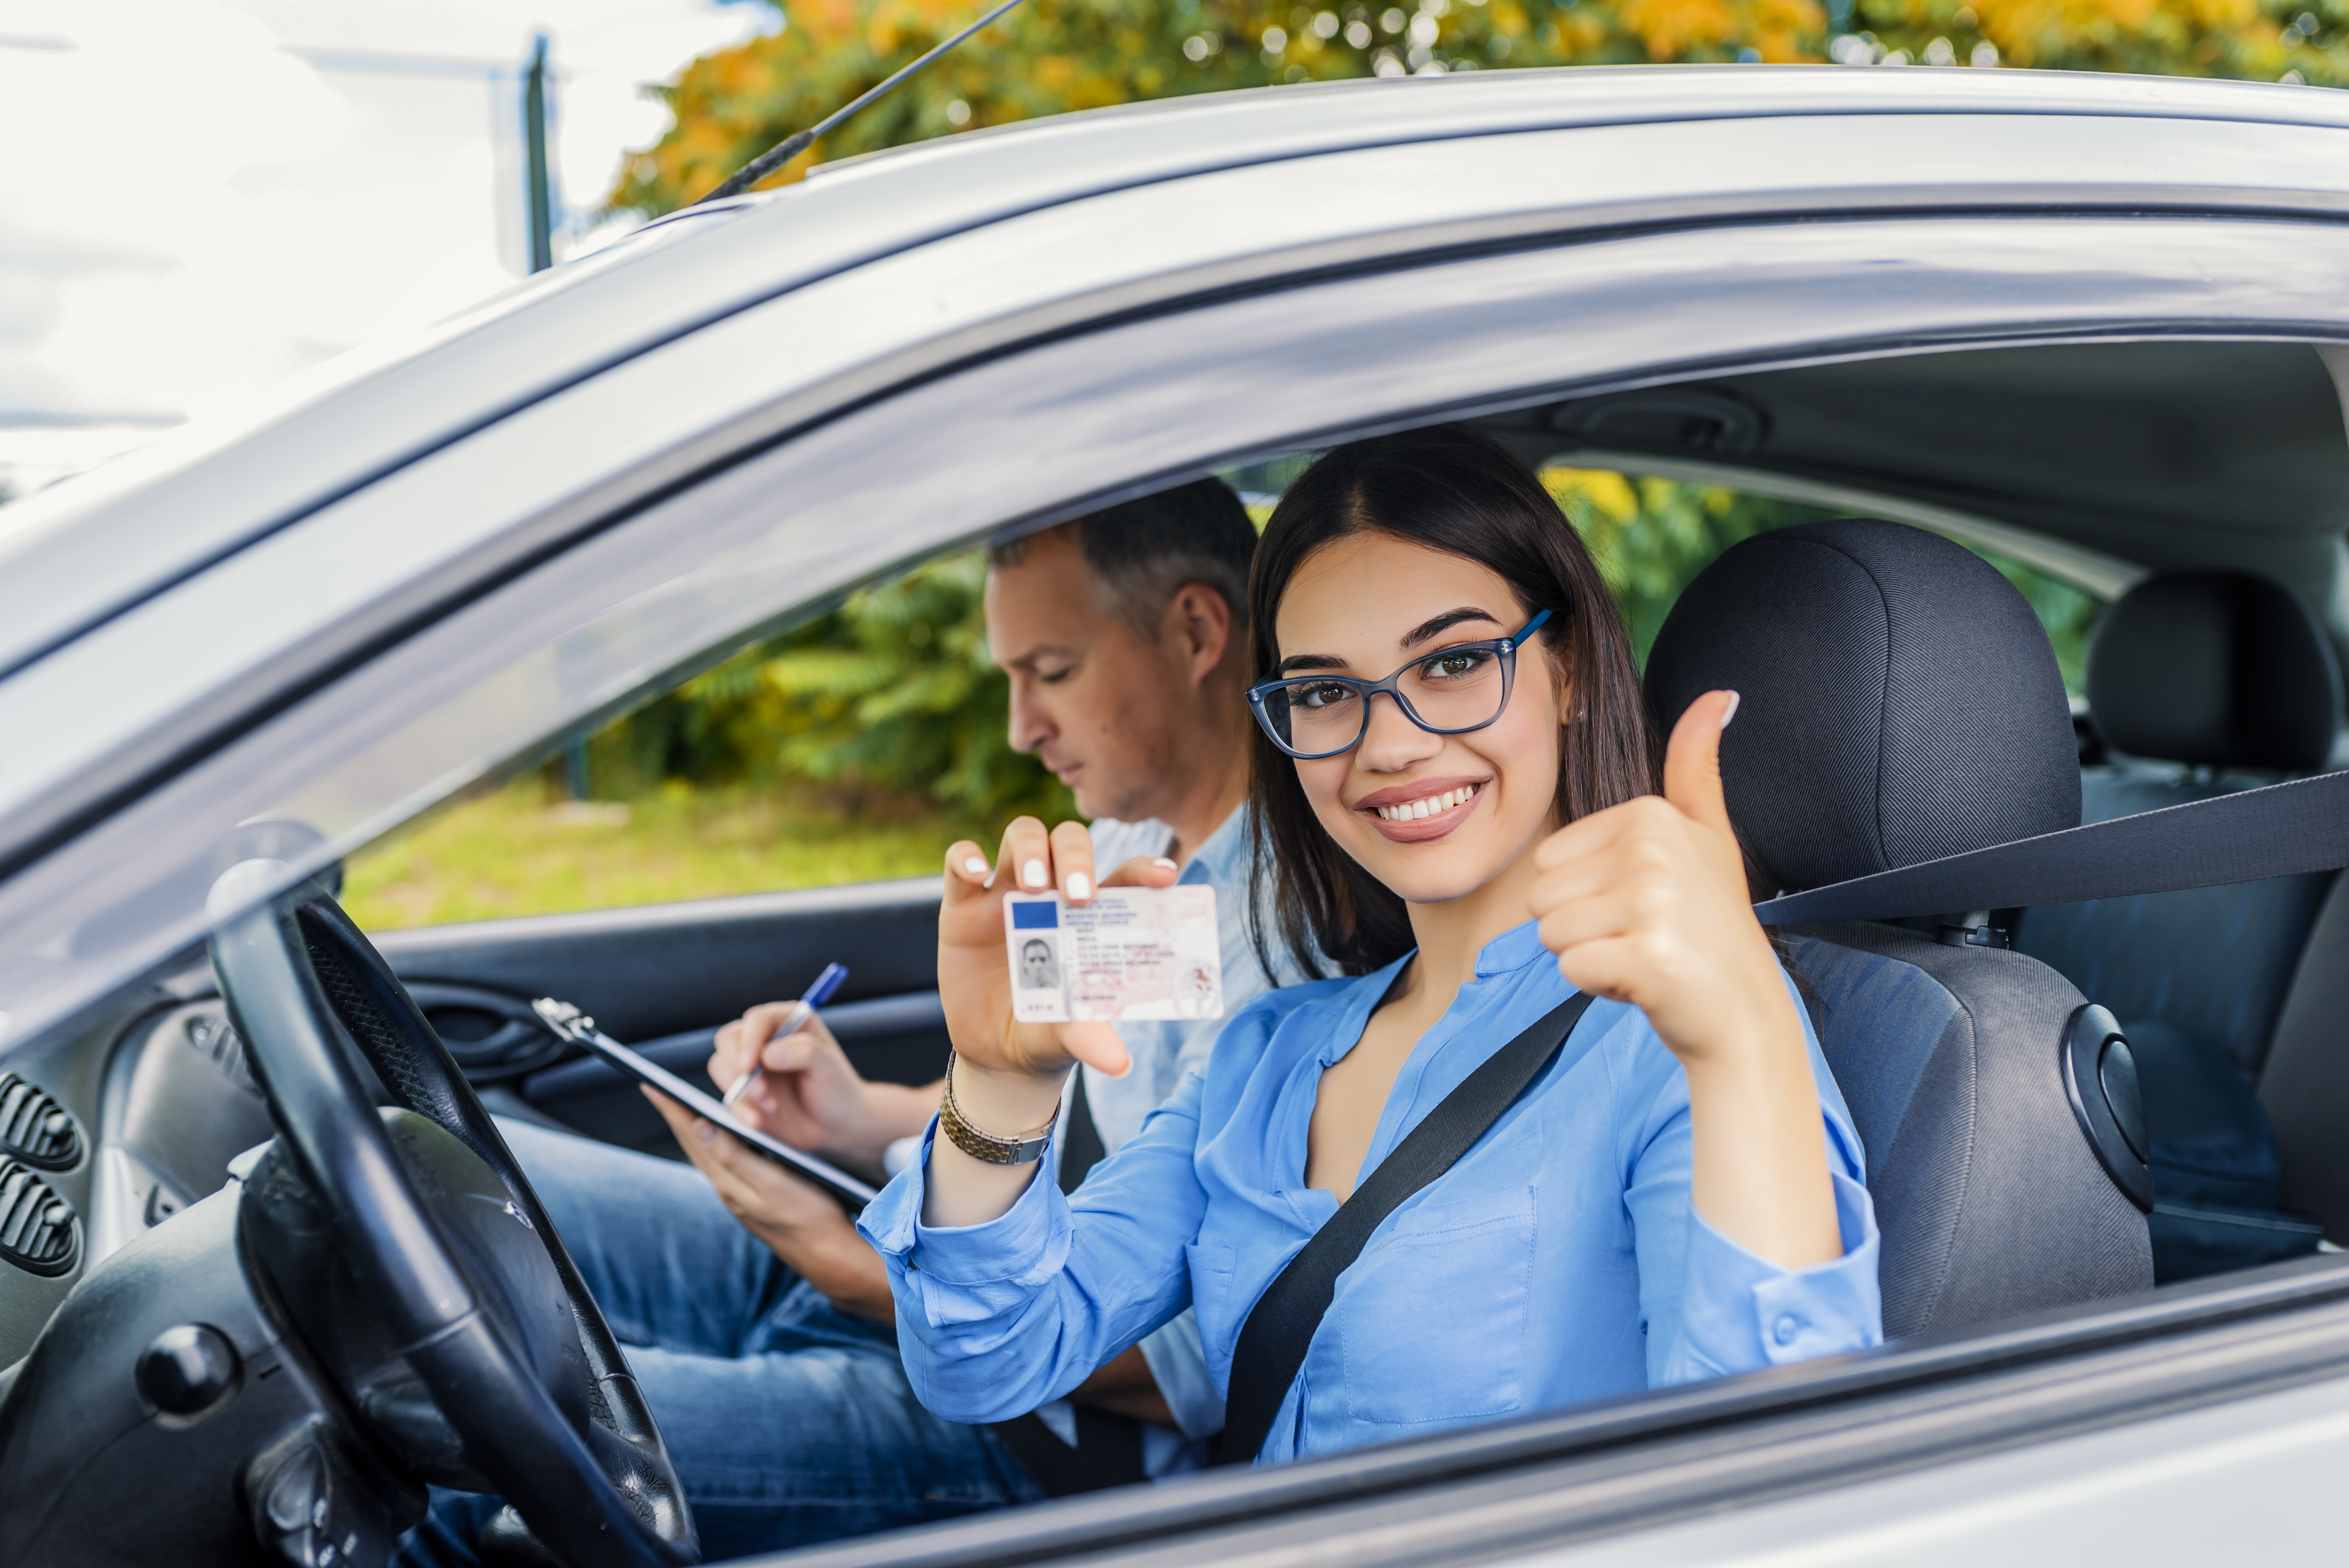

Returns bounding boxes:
[939,1053,1056,1165]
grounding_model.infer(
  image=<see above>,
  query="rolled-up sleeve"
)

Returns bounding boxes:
[1663,1169,1881,1380]
[857,1070,1212,1425]
[1625,976,1883,1388]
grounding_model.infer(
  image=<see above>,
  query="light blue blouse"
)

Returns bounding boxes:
[859,918,1883,1464]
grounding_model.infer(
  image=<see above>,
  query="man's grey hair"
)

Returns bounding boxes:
[986,478,1257,640]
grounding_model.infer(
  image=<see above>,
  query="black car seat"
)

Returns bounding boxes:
[2014,572,2343,1280]
[1646,519,2153,1340]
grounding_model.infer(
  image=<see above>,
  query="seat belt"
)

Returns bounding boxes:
[990,1069,1148,1495]
[1212,992,1598,1467]
[1752,768,2349,926]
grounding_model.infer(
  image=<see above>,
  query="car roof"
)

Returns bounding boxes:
[6,64,2349,686]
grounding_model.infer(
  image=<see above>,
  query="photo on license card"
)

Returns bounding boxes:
[1004,887,1223,1023]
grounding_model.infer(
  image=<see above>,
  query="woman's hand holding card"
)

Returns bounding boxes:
[929,816,1177,1225]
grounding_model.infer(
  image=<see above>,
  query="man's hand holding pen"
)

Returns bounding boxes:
[706,1005,933,1183]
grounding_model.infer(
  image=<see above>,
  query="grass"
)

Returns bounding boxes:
[341,777,959,931]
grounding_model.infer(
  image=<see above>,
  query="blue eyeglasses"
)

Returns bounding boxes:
[1247,610,1554,760]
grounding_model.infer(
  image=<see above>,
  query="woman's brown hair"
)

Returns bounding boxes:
[1247,425,1661,978]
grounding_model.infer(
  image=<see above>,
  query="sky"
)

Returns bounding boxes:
[0,0,772,497]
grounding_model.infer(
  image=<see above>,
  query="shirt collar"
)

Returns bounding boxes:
[1473,918,1551,980]
[1180,804,1251,885]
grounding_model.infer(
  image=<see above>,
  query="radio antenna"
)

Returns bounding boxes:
[694,0,1032,205]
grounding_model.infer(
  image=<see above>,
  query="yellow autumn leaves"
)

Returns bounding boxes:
[629,0,2346,211]
[613,0,2341,213]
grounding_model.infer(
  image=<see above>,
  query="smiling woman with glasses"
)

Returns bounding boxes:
[859,425,1883,1466]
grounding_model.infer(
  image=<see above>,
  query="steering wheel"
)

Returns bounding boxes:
[208,863,699,1567]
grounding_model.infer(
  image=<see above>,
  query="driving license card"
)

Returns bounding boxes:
[1003,887,1223,1023]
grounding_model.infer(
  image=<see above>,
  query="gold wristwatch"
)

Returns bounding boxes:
[938,1053,1056,1165]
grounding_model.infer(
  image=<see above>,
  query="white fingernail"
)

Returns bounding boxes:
[964,855,989,876]
[1022,858,1048,888]
[1153,857,1178,871]
[1720,690,1741,728]
[1066,872,1092,900]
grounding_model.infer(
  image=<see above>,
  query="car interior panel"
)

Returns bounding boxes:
[1520,342,2349,558]
[371,879,952,1156]
[2257,875,2349,1241]
[10,72,2349,1561]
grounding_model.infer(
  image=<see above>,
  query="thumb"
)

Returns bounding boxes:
[1662,689,1740,840]
[1060,1021,1132,1078]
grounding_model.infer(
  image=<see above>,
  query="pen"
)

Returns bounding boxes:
[721,962,850,1109]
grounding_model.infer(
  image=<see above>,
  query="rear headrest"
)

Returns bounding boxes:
[2085,571,2342,772]
[1646,520,2077,896]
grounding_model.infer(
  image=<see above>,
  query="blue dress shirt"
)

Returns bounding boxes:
[860,918,1882,1464]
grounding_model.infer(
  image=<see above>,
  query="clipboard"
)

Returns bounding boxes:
[531,996,880,1210]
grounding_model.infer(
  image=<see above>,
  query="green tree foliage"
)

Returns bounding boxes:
[611,0,2346,212]
[757,552,1072,820]
[587,552,1072,823]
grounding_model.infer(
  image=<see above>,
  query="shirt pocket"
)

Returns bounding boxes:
[1339,1185,1536,1427]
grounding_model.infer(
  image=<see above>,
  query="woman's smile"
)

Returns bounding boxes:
[1352,775,1489,842]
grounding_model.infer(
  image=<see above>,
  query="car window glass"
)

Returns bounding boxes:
[341,548,1071,930]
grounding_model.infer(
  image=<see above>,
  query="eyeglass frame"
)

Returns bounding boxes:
[1245,609,1555,761]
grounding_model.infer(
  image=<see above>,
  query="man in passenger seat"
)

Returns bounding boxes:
[397,479,1284,1565]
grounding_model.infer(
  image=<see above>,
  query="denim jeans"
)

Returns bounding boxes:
[394,1120,1043,1566]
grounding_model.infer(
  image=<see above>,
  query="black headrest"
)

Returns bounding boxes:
[2085,571,2342,772]
[1645,520,2078,896]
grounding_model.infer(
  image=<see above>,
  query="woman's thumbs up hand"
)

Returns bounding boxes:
[1527,690,1791,1070]
[1531,690,1842,1269]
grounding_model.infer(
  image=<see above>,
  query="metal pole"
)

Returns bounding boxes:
[523,33,588,798]
[523,32,554,274]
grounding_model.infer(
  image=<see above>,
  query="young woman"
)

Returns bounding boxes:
[857,426,1880,1463]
